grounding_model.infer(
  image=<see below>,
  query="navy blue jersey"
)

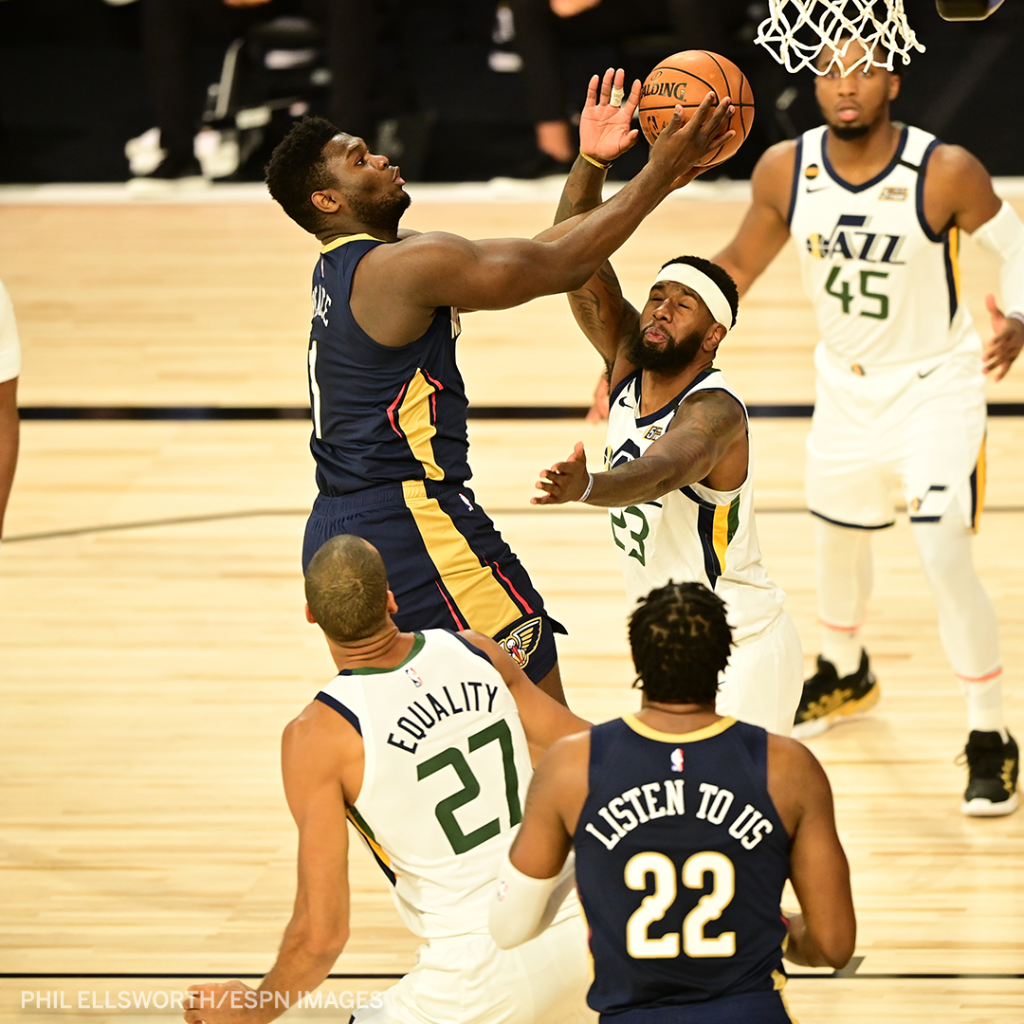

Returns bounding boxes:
[574,716,791,1019]
[308,234,471,496]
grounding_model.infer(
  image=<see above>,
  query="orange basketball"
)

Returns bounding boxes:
[638,50,755,167]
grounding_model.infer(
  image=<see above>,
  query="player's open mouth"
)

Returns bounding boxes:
[836,105,860,122]
[392,168,405,186]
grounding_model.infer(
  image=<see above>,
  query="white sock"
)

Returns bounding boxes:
[816,519,872,677]
[959,673,1007,740]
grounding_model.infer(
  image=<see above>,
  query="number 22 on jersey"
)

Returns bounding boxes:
[625,850,736,959]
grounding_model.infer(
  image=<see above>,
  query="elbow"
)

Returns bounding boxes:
[822,932,856,970]
[295,925,348,965]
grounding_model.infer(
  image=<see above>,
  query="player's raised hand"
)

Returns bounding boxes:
[648,94,735,190]
[533,442,590,504]
[983,293,1024,381]
[579,68,641,166]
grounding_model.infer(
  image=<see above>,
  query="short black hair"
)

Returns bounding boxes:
[628,581,733,704]
[658,255,739,328]
[265,116,342,234]
[305,534,390,644]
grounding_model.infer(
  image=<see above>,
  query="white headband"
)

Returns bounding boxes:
[651,263,732,336]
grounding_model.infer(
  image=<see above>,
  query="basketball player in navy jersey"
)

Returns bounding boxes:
[184,534,596,1024]
[712,38,1022,815]
[263,76,734,704]
[490,581,855,1023]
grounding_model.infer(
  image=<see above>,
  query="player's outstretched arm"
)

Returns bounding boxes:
[367,95,734,317]
[459,631,590,757]
[490,732,590,948]
[931,147,1024,381]
[533,391,746,506]
[184,709,352,1024]
[713,142,796,298]
[771,738,855,969]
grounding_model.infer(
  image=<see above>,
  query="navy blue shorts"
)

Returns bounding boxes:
[303,480,565,684]
[600,991,794,1024]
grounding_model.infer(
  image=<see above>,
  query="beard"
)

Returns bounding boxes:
[626,326,704,374]
[830,122,871,141]
[344,188,411,234]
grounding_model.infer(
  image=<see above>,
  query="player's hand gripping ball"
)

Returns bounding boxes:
[639,50,754,167]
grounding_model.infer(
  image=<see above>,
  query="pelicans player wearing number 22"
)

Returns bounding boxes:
[713,37,1023,816]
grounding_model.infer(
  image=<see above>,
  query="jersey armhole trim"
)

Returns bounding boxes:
[451,631,494,663]
[915,137,945,243]
[786,134,804,229]
[315,691,363,735]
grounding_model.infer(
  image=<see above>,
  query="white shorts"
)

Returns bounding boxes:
[805,341,987,530]
[352,899,595,1024]
[716,610,803,737]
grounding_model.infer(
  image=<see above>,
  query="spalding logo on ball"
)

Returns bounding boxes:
[639,50,755,168]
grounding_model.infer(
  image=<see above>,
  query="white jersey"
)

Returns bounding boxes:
[0,278,21,383]
[604,368,785,643]
[789,124,979,369]
[317,629,533,940]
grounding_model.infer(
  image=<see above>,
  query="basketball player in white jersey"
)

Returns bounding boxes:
[713,39,1022,815]
[184,535,595,1024]
[531,71,802,737]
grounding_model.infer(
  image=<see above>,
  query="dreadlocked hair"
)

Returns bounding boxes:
[265,116,341,234]
[628,581,733,704]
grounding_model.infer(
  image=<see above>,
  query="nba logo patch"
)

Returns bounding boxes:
[671,748,684,772]
[499,616,543,668]
[406,666,424,687]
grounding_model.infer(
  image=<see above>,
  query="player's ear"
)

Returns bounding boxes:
[705,322,727,350]
[304,602,317,624]
[386,590,399,615]
[888,71,901,102]
[310,188,342,215]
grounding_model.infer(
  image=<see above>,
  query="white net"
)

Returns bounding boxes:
[755,0,926,75]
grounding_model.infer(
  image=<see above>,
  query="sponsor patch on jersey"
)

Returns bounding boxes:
[671,747,684,772]
[498,616,543,669]
[804,163,820,179]
[879,186,908,202]
[644,425,664,441]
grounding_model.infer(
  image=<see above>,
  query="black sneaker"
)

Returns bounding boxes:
[792,650,879,739]
[960,730,1019,817]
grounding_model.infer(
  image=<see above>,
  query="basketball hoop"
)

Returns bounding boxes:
[755,0,926,75]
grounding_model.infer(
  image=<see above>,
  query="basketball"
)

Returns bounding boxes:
[638,50,755,167]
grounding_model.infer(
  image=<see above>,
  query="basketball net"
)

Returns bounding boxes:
[755,0,926,75]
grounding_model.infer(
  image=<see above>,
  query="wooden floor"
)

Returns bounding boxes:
[1,185,1023,1022]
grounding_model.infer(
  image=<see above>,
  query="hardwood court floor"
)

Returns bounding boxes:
[1,186,1023,1022]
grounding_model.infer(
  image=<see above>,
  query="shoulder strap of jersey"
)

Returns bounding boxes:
[788,126,827,227]
[898,124,940,170]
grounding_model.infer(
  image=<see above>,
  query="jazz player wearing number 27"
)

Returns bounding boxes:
[714,38,1023,815]
[490,582,855,1024]
[183,535,595,1024]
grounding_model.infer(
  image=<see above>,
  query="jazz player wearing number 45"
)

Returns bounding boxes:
[713,38,1022,815]
[184,535,595,1024]
[490,582,855,1024]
